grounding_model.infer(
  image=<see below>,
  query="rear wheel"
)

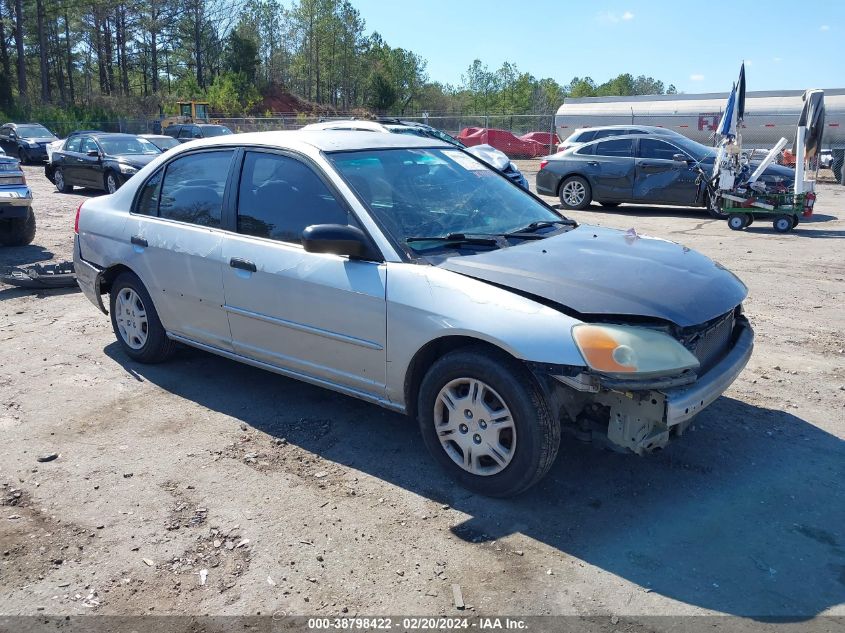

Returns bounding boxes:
[558,176,591,210]
[54,167,73,193]
[727,214,746,231]
[109,272,176,363]
[791,215,800,228]
[0,207,36,246]
[773,215,793,233]
[417,346,560,497]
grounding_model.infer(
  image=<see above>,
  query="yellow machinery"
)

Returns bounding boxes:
[160,101,212,130]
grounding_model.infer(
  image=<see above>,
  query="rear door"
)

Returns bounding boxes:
[221,149,387,396]
[583,138,635,201]
[123,149,236,349]
[634,138,699,205]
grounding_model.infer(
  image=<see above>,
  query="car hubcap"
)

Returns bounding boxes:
[562,181,586,206]
[115,288,148,350]
[434,378,516,476]
[107,175,117,193]
[55,170,64,190]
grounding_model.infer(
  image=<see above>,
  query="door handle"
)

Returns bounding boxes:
[229,257,257,272]
[586,161,599,166]
[130,235,148,247]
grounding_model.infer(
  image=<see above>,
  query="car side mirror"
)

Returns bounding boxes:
[9,133,16,140]
[86,149,100,158]
[302,224,378,260]
[673,153,691,165]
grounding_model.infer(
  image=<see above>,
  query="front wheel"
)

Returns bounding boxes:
[17,149,27,165]
[109,272,176,363]
[105,171,120,194]
[558,176,592,210]
[705,192,728,219]
[773,215,793,233]
[727,214,746,231]
[0,207,36,246]
[417,347,560,497]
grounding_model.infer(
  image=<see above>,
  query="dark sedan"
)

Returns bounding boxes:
[536,134,794,217]
[0,122,59,163]
[52,133,161,194]
[163,123,233,143]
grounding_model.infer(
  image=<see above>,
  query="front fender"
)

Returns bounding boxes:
[385,263,585,406]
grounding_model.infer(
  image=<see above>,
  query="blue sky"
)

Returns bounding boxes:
[352,0,843,93]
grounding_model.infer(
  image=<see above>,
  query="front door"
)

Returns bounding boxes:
[122,148,236,350]
[77,136,103,188]
[221,150,387,397]
[634,138,699,205]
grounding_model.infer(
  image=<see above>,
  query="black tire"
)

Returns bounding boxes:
[0,207,36,246]
[558,176,592,210]
[773,215,793,233]
[417,346,560,497]
[598,201,620,208]
[705,192,728,219]
[104,170,121,194]
[54,167,73,193]
[745,214,754,227]
[109,272,176,363]
[727,214,746,231]
[791,215,800,228]
[17,148,27,165]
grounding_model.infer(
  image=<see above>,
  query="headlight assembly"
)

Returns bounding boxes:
[118,163,138,175]
[572,324,699,378]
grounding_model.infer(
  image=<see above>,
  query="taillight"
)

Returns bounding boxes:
[74,202,83,234]
[539,160,549,170]
[556,145,570,153]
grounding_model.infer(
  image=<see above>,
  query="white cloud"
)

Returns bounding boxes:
[597,10,635,24]
[820,24,830,31]
[690,74,705,81]
[744,59,753,66]
[773,57,782,63]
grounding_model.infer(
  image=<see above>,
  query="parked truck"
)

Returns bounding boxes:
[556,89,845,181]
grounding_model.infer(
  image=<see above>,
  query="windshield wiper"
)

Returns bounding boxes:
[406,233,500,247]
[503,219,575,238]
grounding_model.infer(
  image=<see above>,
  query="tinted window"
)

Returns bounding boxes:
[135,170,162,216]
[237,152,351,244]
[199,125,232,137]
[573,130,596,142]
[80,137,99,153]
[593,139,633,157]
[65,136,82,152]
[178,126,196,139]
[640,138,684,160]
[163,125,180,138]
[158,150,234,227]
[17,125,52,138]
[574,143,594,156]
[99,136,160,155]
[593,129,625,140]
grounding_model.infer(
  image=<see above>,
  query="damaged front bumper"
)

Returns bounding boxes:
[548,317,754,454]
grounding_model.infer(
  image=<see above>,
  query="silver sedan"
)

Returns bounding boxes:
[74,131,753,496]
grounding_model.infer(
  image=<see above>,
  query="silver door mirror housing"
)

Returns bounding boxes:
[302,224,377,260]
[673,153,690,165]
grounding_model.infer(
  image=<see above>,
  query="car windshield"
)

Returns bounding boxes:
[98,137,161,155]
[17,125,52,138]
[329,147,565,252]
[201,126,232,137]
[665,136,717,161]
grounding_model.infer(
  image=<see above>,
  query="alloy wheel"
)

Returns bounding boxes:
[107,173,118,194]
[433,377,516,476]
[55,169,65,191]
[561,180,586,207]
[115,288,148,349]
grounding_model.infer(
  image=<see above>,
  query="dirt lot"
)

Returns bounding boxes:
[1,161,843,623]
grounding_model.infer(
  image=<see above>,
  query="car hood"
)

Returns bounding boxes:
[109,153,159,168]
[435,225,747,328]
[464,144,511,170]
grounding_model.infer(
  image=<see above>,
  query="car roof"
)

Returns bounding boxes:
[90,133,142,139]
[302,120,388,132]
[139,134,171,139]
[177,129,451,152]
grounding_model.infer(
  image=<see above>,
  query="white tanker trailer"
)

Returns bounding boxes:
[556,89,845,179]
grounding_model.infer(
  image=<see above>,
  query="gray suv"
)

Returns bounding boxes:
[74,131,754,496]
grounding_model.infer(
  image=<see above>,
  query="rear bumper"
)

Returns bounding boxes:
[535,169,558,196]
[73,236,108,314]
[0,185,33,217]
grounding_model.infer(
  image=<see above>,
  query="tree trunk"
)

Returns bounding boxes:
[150,0,159,94]
[0,3,13,108]
[13,0,25,99]
[104,16,115,95]
[36,0,51,102]
[93,10,108,94]
[64,9,74,103]
[117,5,129,95]
[193,0,203,88]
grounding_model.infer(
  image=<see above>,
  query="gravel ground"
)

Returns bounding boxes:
[1,162,843,623]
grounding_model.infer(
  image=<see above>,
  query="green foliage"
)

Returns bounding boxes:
[207,72,261,115]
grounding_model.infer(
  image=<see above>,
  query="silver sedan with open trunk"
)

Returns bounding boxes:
[74,131,754,496]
